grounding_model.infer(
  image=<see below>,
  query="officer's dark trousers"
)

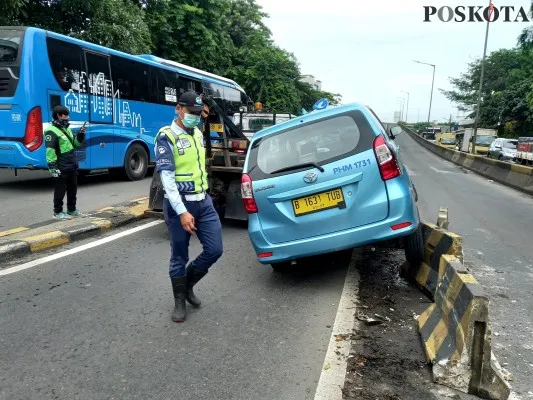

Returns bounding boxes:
[163,194,223,278]
[54,170,77,214]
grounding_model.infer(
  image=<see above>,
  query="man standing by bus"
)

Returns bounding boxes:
[154,90,223,323]
[45,105,86,219]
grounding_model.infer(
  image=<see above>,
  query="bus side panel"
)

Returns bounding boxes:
[113,100,172,166]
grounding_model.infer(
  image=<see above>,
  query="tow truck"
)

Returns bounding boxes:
[146,98,293,221]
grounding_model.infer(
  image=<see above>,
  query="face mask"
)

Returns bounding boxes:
[182,113,201,128]
[56,119,70,128]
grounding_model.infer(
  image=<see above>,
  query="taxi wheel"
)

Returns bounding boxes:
[271,262,291,272]
[403,225,424,265]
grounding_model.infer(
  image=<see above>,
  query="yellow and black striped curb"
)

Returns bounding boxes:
[417,256,510,399]
[401,124,533,196]
[401,222,463,300]
[0,197,149,262]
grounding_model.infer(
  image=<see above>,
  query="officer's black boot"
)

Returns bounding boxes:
[185,264,208,307]
[170,276,187,323]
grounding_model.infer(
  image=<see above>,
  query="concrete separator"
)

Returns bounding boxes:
[400,124,533,196]
[402,210,511,399]
[0,197,150,264]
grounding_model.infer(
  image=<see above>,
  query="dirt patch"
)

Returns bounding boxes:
[342,246,477,400]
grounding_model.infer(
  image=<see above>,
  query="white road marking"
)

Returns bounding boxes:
[314,252,359,400]
[429,166,454,174]
[0,220,164,277]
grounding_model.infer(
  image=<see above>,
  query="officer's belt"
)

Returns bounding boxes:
[164,192,206,202]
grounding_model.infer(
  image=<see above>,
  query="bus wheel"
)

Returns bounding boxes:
[124,144,148,181]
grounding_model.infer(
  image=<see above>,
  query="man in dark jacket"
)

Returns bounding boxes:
[45,105,86,219]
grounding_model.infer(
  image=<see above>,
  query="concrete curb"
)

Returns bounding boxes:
[402,210,510,399]
[400,124,533,196]
[0,198,150,263]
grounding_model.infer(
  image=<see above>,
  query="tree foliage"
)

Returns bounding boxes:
[442,48,533,137]
[518,1,533,49]
[1,0,341,114]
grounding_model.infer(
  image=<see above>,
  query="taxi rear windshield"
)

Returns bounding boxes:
[0,29,23,64]
[246,110,376,180]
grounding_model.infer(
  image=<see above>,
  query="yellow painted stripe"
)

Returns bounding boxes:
[96,206,115,213]
[0,226,30,238]
[23,231,69,252]
[511,163,533,175]
[417,304,435,329]
[425,318,448,361]
[130,196,149,203]
[126,203,148,217]
[92,219,113,231]
[415,262,431,288]
[459,273,478,285]
[438,256,449,281]
[426,230,443,247]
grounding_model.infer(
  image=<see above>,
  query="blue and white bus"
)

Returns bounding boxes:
[0,26,248,180]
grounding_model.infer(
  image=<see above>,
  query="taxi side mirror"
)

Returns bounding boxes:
[389,126,402,137]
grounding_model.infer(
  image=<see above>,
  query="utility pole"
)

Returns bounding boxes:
[401,91,410,123]
[414,60,436,127]
[472,0,493,154]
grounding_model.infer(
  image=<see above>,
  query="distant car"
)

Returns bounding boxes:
[487,138,517,161]
[469,135,498,155]
[241,103,423,272]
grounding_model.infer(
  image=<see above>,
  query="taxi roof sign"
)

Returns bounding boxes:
[312,98,329,111]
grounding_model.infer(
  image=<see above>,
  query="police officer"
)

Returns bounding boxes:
[45,105,86,219]
[155,90,223,323]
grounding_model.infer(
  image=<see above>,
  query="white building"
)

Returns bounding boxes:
[299,75,322,91]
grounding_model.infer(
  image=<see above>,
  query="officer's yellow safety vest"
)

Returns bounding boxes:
[155,126,208,194]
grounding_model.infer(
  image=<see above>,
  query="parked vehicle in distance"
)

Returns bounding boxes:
[459,128,497,155]
[422,127,441,141]
[436,133,456,149]
[241,103,423,272]
[487,138,517,161]
[515,137,533,166]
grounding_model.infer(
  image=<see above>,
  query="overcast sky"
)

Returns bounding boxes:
[256,0,531,123]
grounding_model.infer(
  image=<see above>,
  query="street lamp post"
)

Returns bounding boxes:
[401,91,410,123]
[472,0,493,154]
[413,60,436,127]
[396,98,405,122]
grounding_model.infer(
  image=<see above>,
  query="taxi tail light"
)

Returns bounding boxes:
[241,173,258,213]
[23,106,43,152]
[373,135,400,181]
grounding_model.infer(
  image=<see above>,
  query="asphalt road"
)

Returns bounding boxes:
[0,169,154,231]
[395,131,533,396]
[0,220,350,400]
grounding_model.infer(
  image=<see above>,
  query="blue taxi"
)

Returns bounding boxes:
[241,102,423,271]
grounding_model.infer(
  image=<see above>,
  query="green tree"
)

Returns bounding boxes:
[145,0,234,75]
[518,1,533,49]
[442,48,533,136]
[0,0,151,54]
[297,81,342,111]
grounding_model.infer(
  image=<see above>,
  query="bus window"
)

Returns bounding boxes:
[111,56,150,102]
[179,76,201,95]
[154,68,179,105]
[85,52,113,123]
[47,37,85,92]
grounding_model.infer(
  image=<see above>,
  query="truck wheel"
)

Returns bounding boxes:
[271,262,291,272]
[403,224,424,265]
